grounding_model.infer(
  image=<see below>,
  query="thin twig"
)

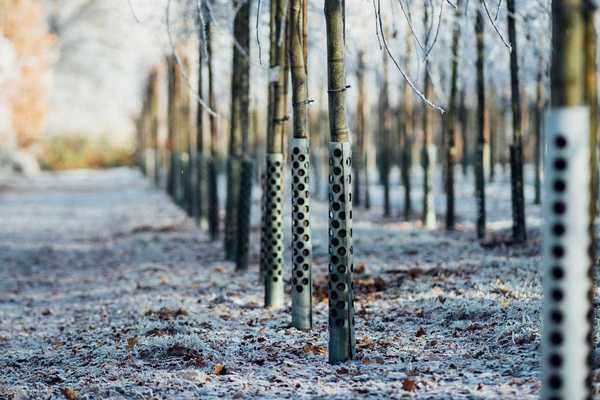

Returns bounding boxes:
[376,0,445,113]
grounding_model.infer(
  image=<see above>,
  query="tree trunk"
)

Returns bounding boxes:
[445,0,462,231]
[422,4,437,230]
[542,1,592,398]
[206,13,220,241]
[400,35,413,220]
[289,0,312,330]
[507,0,527,243]
[195,20,208,228]
[534,57,544,205]
[475,4,486,239]
[166,55,178,201]
[380,48,391,217]
[149,67,161,188]
[263,0,288,309]
[225,2,243,261]
[324,0,355,364]
[354,50,366,208]
[459,89,468,177]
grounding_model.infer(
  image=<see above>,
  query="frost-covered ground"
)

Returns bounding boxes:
[0,166,598,399]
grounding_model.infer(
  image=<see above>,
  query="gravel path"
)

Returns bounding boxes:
[0,167,597,399]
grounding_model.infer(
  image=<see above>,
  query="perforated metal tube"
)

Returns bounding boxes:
[327,142,356,363]
[264,153,284,308]
[542,107,593,400]
[224,157,241,261]
[291,138,312,330]
[236,159,253,271]
[195,154,209,227]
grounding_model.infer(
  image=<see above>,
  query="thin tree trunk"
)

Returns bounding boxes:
[507,0,527,243]
[289,0,312,330]
[459,89,468,177]
[489,86,497,182]
[422,4,437,229]
[445,0,462,230]
[534,57,544,205]
[206,13,220,240]
[195,19,208,228]
[380,48,391,217]
[354,50,366,208]
[401,43,413,221]
[235,0,252,272]
[263,0,288,308]
[542,1,592,398]
[475,4,486,239]
[324,0,355,364]
[166,55,178,200]
[149,67,161,187]
[225,2,243,261]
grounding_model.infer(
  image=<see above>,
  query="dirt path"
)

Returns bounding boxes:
[0,167,596,399]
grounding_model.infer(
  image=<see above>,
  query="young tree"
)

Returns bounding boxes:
[542,1,593,398]
[195,13,208,228]
[534,57,544,205]
[324,0,355,364]
[400,36,413,220]
[507,0,527,243]
[166,55,178,200]
[262,0,288,308]
[148,67,161,187]
[444,0,462,231]
[422,5,437,230]
[379,47,392,217]
[475,3,486,239]
[353,50,366,207]
[234,0,253,271]
[289,0,312,330]
[206,11,219,240]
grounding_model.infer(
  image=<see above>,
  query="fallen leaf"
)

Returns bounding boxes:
[126,336,139,351]
[214,364,227,375]
[41,309,52,316]
[62,388,78,400]
[415,327,426,337]
[402,378,418,392]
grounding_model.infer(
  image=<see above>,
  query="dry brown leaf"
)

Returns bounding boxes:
[402,378,418,392]
[415,327,426,337]
[126,336,139,351]
[62,388,78,400]
[214,364,227,375]
[302,343,326,355]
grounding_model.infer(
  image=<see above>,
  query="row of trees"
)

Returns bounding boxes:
[134,3,596,395]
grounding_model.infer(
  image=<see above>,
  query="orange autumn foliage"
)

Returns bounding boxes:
[0,0,53,148]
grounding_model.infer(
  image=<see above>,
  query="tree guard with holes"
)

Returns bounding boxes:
[422,144,437,229]
[328,141,356,363]
[224,157,241,261]
[195,153,209,227]
[264,153,285,308]
[291,138,313,330]
[542,107,592,400]
[236,159,253,271]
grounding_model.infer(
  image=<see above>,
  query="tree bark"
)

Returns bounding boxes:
[289,0,312,330]
[445,0,462,230]
[263,0,289,308]
[324,0,355,364]
[206,13,220,241]
[507,0,527,242]
[475,4,486,239]
[422,4,437,229]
